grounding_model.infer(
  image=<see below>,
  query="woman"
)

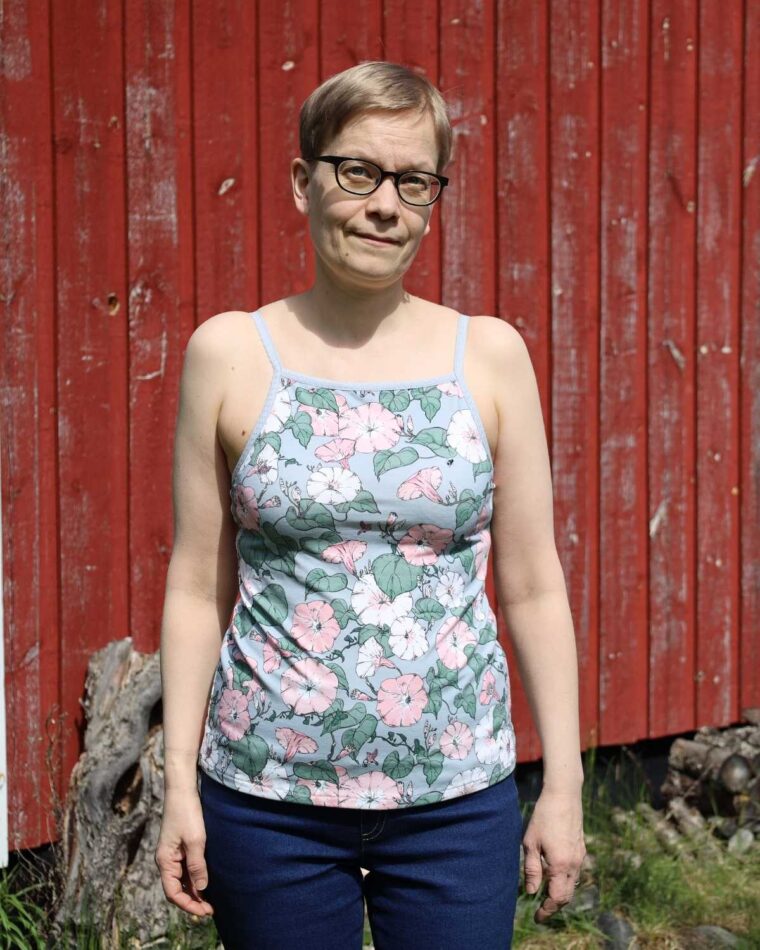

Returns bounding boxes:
[156,61,586,949]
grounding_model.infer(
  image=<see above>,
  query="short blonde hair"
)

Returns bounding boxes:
[299,61,453,173]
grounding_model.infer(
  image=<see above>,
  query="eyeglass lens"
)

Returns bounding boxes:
[336,160,441,205]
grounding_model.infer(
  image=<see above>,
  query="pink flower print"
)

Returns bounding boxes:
[440,721,475,760]
[321,539,368,576]
[388,617,429,661]
[314,437,357,467]
[350,688,374,701]
[306,464,362,505]
[397,466,445,503]
[398,523,454,566]
[290,600,340,652]
[217,687,251,741]
[274,727,319,762]
[298,402,340,437]
[356,636,398,679]
[438,380,464,397]
[351,574,413,626]
[474,705,506,765]
[232,484,260,531]
[434,570,465,608]
[376,673,428,727]
[234,759,291,799]
[442,766,489,800]
[280,657,338,715]
[338,402,402,453]
[436,616,477,670]
[295,763,349,806]
[480,668,497,705]
[447,408,488,464]
[341,770,404,808]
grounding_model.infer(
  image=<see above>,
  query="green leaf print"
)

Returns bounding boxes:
[373,446,420,479]
[250,583,289,626]
[252,430,281,459]
[423,682,442,715]
[342,712,378,758]
[474,458,492,476]
[414,597,446,622]
[455,494,481,529]
[454,683,477,718]
[329,598,353,628]
[325,661,350,692]
[478,623,498,644]
[417,387,442,422]
[410,427,457,458]
[286,501,336,531]
[238,530,270,570]
[294,386,340,414]
[293,760,341,785]
[489,765,510,786]
[285,784,313,804]
[379,389,411,412]
[357,624,386,644]
[285,409,314,448]
[304,567,348,594]
[492,701,506,736]
[465,646,487,681]
[414,791,444,805]
[382,750,415,779]
[373,553,422,598]
[333,489,380,514]
[230,733,269,779]
[417,750,444,785]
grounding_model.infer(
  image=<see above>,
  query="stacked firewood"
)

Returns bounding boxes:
[611,709,760,862]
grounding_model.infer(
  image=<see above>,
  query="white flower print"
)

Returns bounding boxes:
[447,408,487,464]
[307,465,362,505]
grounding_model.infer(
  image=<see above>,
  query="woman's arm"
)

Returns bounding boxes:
[479,315,586,921]
[160,318,239,793]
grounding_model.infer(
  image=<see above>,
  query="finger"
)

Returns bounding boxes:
[184,842,210,898]
[159,857,214,917]
[533,870,575,923]
[522,844,544,895]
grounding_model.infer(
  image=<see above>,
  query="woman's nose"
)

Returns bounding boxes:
[365,176,401,217]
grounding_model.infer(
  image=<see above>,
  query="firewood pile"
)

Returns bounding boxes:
[609,708,760,863]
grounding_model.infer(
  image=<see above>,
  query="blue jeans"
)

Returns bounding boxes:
[199,768,523,949]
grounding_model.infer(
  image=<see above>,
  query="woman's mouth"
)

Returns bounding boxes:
[351,232,400,246]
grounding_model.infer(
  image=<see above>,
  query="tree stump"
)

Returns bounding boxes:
[52,638,180,944]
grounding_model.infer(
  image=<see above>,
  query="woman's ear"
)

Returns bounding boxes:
[291,158,310,216]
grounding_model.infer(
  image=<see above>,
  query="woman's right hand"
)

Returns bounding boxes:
[155,787,214,917]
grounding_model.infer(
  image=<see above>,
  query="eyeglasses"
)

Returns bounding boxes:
[308,155,449,206]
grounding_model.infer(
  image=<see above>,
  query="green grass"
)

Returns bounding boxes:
[3,744,758,948]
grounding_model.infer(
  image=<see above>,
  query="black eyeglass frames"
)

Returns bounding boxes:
[307,155,449,207]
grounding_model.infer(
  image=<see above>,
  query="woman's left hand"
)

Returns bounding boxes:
[521,786,587,923]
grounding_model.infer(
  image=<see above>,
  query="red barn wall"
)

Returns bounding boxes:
[1,0,758,853]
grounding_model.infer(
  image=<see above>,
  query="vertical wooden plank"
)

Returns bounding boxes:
[320,0,383,74]
[0,0,61,851]
[124,2,195,646]
[257,1,320,303]
[439,0,497,317]
[494,0,550,761]
[597,0,650,744]
[647,1,698,735]
[382,0,442,304]
[740,3,760,711]
[50,0,129,789]
[694,3,742,725]
[548,0,601,750]
[192,1,259,317]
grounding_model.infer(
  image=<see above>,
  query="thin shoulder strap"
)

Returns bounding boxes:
[453,313,469,376]
[250,309,282,372]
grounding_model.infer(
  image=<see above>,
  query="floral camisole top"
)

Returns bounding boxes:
[198,309,516,810]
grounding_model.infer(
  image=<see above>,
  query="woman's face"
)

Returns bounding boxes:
[291,108,440,292]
